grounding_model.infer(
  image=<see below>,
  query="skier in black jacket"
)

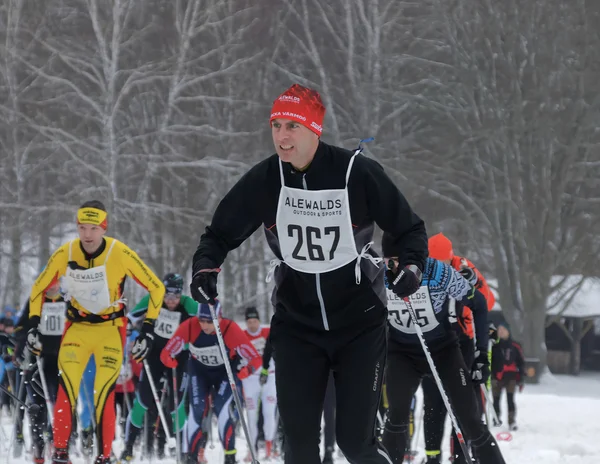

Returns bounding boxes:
[190,83,427,464]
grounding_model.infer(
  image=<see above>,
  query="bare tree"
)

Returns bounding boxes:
[402,0,600,368]
[270,0,428,164]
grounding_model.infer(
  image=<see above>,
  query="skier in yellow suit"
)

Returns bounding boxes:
[26,200,165,464]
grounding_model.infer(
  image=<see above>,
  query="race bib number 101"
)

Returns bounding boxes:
[40,302,67,336]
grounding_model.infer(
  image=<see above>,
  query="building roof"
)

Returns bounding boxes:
[488,276,600,319]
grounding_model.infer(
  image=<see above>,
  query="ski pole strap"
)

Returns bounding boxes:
[358,137,374,149]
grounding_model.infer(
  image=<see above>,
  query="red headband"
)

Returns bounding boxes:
[270,84,325,136]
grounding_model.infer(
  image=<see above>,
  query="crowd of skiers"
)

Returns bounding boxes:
[0,83,529,464]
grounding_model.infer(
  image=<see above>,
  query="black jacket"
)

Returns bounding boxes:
[492,338,525,382]
[193,141,427,331]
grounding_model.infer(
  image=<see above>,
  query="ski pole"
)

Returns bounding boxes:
[143,359,176,448]
[412,399,425,460]
[143,411,149,459]
[480,384,513,441]
[197,289,260,464]
[5,360,18,416]
[119,356,133,414]
[14,357,28,436]
[480,384,501,425]
[402,296,474,462]
[406,394,418,460]
[35,357,54,425]
[172,367,181,464]
[0,383,30,410]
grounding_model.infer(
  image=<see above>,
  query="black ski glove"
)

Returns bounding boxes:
[386,261,423,299]
[26,316,43,356]
[459,267,478,286]
[131,319,155,363]
[471,349,490,384]
[259,368,269,386]
[190,269,219,304]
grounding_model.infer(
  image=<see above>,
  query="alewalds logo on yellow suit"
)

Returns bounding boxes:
[68,271,105,280]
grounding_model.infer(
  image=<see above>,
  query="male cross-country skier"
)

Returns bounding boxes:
[27,200,164,464]
[189,83,428,464]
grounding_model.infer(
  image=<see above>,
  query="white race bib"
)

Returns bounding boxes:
[387,286,440,334]
[277,186,357,274]
[189,344,224,366]
[62,239,118,314]
[64,265,111,314]
[40,302,67,336]
[268,154,381,285]
[154,310,182,339]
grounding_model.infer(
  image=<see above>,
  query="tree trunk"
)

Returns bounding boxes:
[571,318,583,376]
[38,210,51,268]
[7,219,22,308]
[520,308,547,382]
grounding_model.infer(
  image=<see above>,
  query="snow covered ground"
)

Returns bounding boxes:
[1,371,599,464]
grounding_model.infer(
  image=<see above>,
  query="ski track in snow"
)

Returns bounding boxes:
[1,372,599,464]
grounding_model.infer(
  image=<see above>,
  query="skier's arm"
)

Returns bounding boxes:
[160,318,198,365]
[119,242,165,320]
[127,294,150,324]
[491,345,502,379]
[463,258,496,310]
[29,244,69,319]
[13,302,31,361]
[222,321,262,374]
[514,341,526,377]
[460,287,489,351]
[193,165,265,272]
[262,336,274,370]
[181,295,199,316]
[359,156,427,269]
[14,301,31,335]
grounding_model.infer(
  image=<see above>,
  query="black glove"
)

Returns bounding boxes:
[471,349,490,384]
[459,267,478,286]
[131,319,155,362]
[386,262,422,299]
[1,349,12,364]
[190,269,219,304]
[489,322,498,343]
[259,367,269,386]
[26,316,43,356]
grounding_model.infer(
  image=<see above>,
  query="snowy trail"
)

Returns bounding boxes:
[2,372,599,464]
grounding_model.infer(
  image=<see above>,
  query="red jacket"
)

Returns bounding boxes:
[244,327,270,355]
[160,317,262,379]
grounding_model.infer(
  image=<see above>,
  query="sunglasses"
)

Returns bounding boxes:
[164,293,182,300]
